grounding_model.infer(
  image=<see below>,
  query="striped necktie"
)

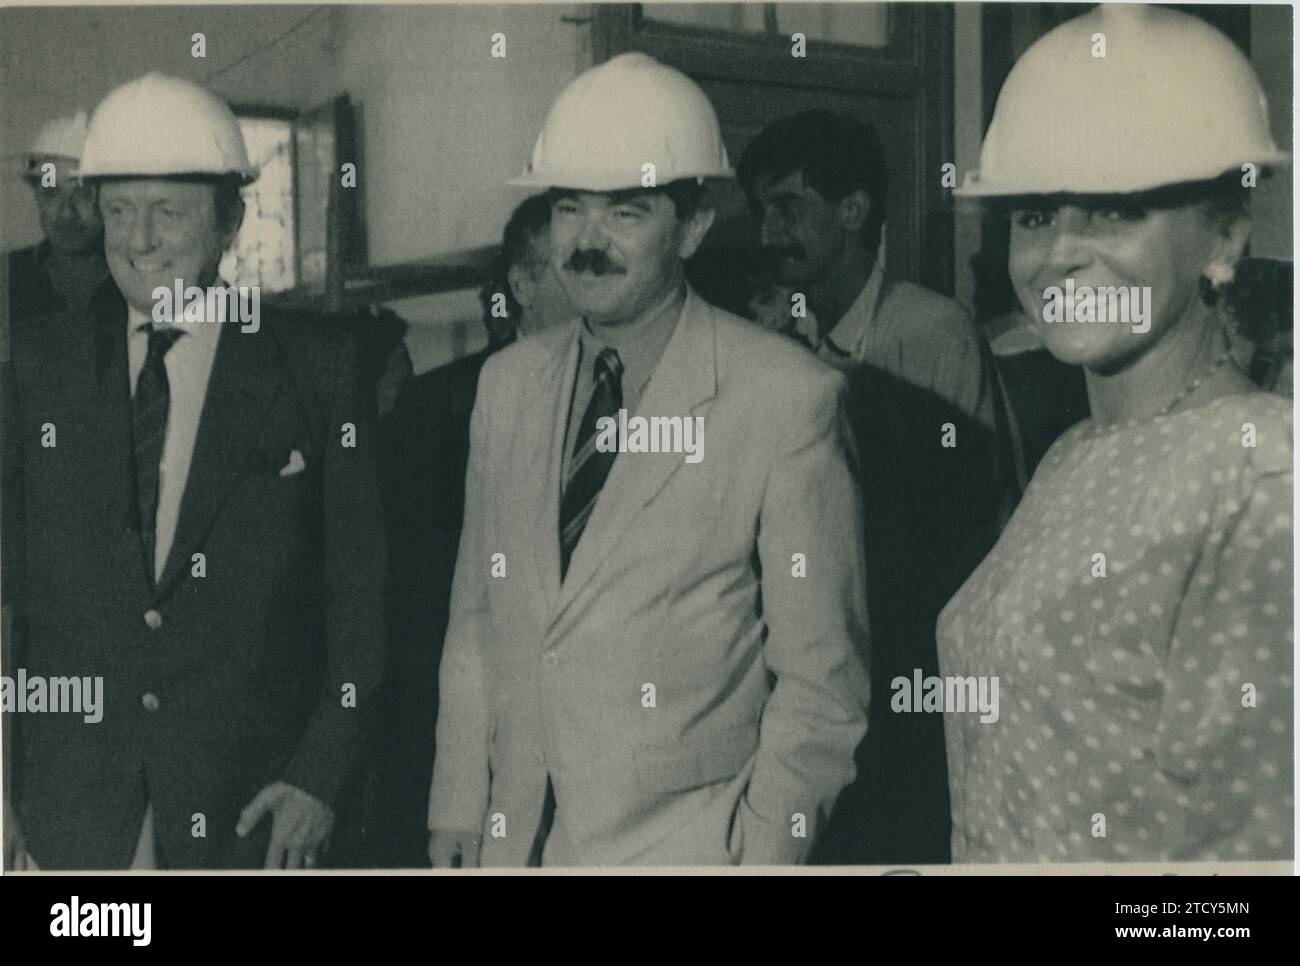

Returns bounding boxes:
[559,347,623,580]
[133,324,184,582]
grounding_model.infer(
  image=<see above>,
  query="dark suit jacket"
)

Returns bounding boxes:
[382,348,493,665]
[814,363,1006,866]
[994,349,1089,477]
[365,347,491,866]
[2,282,386,869]
[8,243,105,316]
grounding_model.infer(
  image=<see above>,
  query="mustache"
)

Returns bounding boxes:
[564,249,626,276]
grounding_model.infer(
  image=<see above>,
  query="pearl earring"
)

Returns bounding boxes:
[1199,262,1236,307]
[1204,262,1236,288]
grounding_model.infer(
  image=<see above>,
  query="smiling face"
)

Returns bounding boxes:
[1008,199,1246,372]
[99,179,234,315]
[548,189,711,326]
[749,168,863,287]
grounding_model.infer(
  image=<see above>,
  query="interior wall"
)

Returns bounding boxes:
[0,4,342,252]
[336,3,592,372]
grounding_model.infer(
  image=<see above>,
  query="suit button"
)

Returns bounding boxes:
[143,609,162,630]
[141,692,161,712]
[542,652,558,668]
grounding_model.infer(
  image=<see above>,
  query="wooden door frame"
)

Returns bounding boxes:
[592,2,956,295]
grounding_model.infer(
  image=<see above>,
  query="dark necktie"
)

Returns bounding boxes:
[559,347,623,579]
[133,325,184,581]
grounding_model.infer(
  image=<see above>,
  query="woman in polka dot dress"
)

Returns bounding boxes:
[942,6,1293,863]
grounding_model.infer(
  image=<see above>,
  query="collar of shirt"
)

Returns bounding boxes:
[819,254,887,364]
[125,292,226,351]
[577,282,686,401]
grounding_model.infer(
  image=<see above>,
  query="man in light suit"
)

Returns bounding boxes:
[2,74,385,869]
[427,54,869,867]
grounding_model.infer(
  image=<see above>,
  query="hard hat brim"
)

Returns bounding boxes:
[954,152,1292,199]
[506,168,734,191]
[11,153,81,179]
[8,151,80,163]
[79,163,260,185]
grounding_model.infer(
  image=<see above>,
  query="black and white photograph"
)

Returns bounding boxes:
[0,0,1293,888]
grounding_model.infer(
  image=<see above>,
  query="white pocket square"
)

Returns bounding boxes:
[278,449,306,477]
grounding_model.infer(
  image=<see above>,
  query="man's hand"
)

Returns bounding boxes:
[3,796,34,870]
[236,781,334,869]
[428,828,482,868]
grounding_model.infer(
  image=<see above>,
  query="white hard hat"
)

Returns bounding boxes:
[80,72,258,183]
[511,53,733,191]
[9,111,88,178]
[25,111,88,162]
[957,5,1289,197]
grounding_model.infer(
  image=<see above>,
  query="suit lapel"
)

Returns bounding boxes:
[519,325,581,621]
[154,315,283,598]
[553,292,717,618]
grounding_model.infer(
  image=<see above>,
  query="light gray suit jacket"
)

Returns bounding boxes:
[428,290,869,866]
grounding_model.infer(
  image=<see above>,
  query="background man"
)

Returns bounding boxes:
[486,192,577,343]
[2,73,386,869]
[427,53,869,867]
[739,109,1012,864]
[738,109,993,426]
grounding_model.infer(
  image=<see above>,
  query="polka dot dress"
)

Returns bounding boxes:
[938,392,1293,862]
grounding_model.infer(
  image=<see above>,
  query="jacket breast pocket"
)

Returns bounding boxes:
[226,464,312,525]
[633,720,758,796]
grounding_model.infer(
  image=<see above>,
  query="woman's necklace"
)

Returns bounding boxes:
[1083,349,1236,437]
[1157,349,1234,416]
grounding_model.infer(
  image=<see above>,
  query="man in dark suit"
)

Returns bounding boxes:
[367,193,572,866]
[811,361,1009,865]
[1,73,385,870]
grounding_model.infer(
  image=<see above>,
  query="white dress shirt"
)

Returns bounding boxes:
[127,304,223,582]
